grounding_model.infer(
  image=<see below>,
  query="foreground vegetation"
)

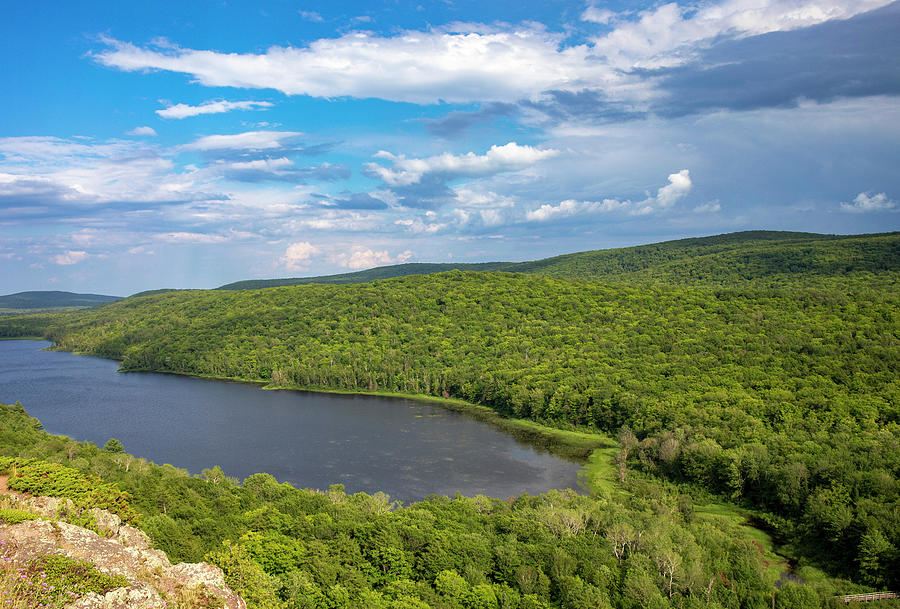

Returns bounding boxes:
[0,402,879,609]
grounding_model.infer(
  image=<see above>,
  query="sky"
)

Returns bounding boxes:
[1,0,898,295]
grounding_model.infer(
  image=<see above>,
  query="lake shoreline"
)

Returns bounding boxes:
[3,339,598,501]
[44,341,614,466]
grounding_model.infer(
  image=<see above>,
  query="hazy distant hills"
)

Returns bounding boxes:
[218,230,899,289]
[0,291,121,312]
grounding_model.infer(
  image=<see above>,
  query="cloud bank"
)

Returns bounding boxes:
[93,0,891,106]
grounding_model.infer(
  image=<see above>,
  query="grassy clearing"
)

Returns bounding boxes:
[693,502,788,582]
[577,446,621,497]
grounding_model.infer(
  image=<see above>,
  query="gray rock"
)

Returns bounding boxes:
[0,498,246,609]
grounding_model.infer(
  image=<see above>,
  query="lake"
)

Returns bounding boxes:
[0,340,583,502]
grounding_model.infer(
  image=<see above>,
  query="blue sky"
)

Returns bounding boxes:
[1,0,898,295]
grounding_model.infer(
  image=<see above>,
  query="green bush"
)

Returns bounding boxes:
[0,457,138,525]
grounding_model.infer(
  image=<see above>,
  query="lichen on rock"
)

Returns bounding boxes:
[0,492,245,609]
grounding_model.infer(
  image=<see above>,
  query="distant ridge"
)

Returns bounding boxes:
[0,291,121,310]
[217,230,899,290]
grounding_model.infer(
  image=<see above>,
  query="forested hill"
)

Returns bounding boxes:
[217,230,900,289]
[0,290,121,311]
[217,261,511,289]
[5,264,898,587]
[2,230,898,592]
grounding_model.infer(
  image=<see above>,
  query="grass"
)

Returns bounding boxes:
[0,509,40,525]
[692,502,789,582]
[577,445,620,496]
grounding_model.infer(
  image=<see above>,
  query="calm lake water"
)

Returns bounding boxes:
[0,340,582,502]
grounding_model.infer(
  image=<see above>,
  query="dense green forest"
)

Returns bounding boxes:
[218,231,899,289]
[0,402,876,609]
[1,230,898,604]
[0,290,122,316]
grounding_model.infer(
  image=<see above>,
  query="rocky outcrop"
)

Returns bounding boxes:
[0,494,246,609]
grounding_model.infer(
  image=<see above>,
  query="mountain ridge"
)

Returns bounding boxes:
[217,230,899,290]
[0,291,122,311]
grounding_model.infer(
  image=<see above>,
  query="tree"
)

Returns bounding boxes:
[102,438,124,453]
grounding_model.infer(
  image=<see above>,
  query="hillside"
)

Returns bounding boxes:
[217,230,900,289]
[3,264,898,588]
[0,291,121,314]
[218,261,511,290]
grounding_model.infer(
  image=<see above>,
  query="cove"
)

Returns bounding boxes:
[0,340,582,502]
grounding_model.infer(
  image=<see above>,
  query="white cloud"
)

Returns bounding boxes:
[330,246,413,269]
[299,10,323,22]
[157,100,274,119]
[840,191,896,212]
[0,138,220,208]
[454,188,516,209]
[92,30,622,104]
[52,250,88,265]
[93,0,890,106]
[582,6,616,24]
[183,131,303,151]
[280,241,321,270]
[526,198,630,221]
[655,169,692,208]
[590,0,890,70]
[126,126,157,136]
[395,218,447,234]
[367,142,559,186]
[223,158,295,174]
[693,201,722,213]
[0,136,133,162]
[526,169,692,221]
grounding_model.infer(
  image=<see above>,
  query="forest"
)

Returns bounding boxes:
[0,402,871,609]
[0,230,897,607]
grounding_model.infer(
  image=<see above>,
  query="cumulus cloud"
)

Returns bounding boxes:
[526,170,692,221]
[330,246,413,269]
[157,100,274,119]
[367,142,559,186]
[280,241,321,270]
[655,169,692,208]
[51,250,88,265]
[92,30,623,104]
[126,126,157,136]
[840,191,896,212]
[92,1,890,106]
